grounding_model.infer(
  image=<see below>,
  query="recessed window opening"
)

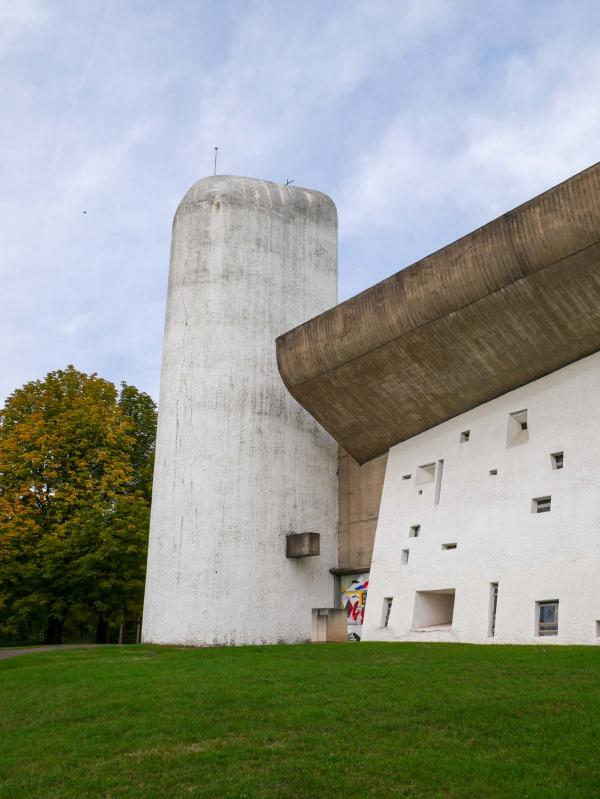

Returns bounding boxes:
[551,452,564,470]
[409,524,420,538]
[596,621,600,638]
[489,468,498,476]
[434,459,444,505]
[382,597,393,627]
[418,489,423,495]
[402,473,412,480]
[507,409,529,448]
[401,548,409,565]
[532,496,551,514]
[489,583,499,637]
[416,462,436,486]
[460,430,470,442]
[441,543,457,550]
[536,600,558,636]
[412,589,455,630]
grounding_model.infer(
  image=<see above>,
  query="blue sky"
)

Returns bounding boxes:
[2,0,599,401]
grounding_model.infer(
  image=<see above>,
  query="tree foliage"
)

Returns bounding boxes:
[0,366,157,644]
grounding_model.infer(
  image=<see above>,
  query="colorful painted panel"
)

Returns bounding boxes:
[340,573,369,641]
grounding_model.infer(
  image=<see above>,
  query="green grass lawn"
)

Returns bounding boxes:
[1,643,600,798]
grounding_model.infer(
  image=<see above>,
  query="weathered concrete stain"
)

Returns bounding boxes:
[337,447,387,571]
[276,162,600,463]
[143,176,338,646]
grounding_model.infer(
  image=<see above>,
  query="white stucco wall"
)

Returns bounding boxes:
[363,351,600,645]
[142,176,338,646]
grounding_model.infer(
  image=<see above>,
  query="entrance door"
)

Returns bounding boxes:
[340,573,369,640]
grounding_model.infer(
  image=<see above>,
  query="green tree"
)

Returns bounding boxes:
[118,383,157,499]
[0,366,156,645]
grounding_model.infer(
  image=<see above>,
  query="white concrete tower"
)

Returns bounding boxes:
[142,176,338,645]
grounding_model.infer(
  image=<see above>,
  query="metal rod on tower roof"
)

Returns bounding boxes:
[214,147,218,176]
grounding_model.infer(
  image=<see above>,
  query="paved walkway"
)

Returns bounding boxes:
[0,644,103,661]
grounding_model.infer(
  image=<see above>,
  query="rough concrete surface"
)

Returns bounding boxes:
[311,608,347,642]
[143,176,338,646]
[337,447,387,570]
[277,161,600,463]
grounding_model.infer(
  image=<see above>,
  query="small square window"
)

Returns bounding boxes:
[401,548,409,565]
[537,600,558,636]
[596,620,600,638]
[489,468,497,476]
[441,543,457,550]
[416,463,436,485]
[409,524,420,538]
[382,597,393,627]
[460,430,470,442]
[507,409,529,447]
[402,473,412,480]
[532,496,551,514]
[551,452,564,470]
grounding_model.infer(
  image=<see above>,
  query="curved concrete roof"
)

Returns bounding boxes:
[276,162,600,464]
[175,174,336,222]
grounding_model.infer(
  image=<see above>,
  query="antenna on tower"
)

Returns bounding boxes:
[213,147,219,176]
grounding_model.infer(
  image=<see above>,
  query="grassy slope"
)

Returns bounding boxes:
[1,643,600,799]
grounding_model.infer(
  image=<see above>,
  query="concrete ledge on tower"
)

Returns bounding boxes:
[311,608,347,642]
[286,532,320,558]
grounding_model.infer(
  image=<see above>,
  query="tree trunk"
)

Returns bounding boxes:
[95,615,109,644]
[45,616,64,645]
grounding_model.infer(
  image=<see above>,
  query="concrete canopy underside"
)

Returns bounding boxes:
[276,162,600,464]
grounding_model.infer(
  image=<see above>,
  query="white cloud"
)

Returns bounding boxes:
[185,1,451,180]
[51,0,111,171]
[1,0,599,401]
[0,0,50,52]
[338,11,600,247]
[60,314,89,337]
[0,0,48,25]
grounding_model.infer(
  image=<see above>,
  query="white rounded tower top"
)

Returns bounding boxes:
[175,174,337,226]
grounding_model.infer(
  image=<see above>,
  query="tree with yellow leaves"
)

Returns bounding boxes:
[0,366,156,644]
